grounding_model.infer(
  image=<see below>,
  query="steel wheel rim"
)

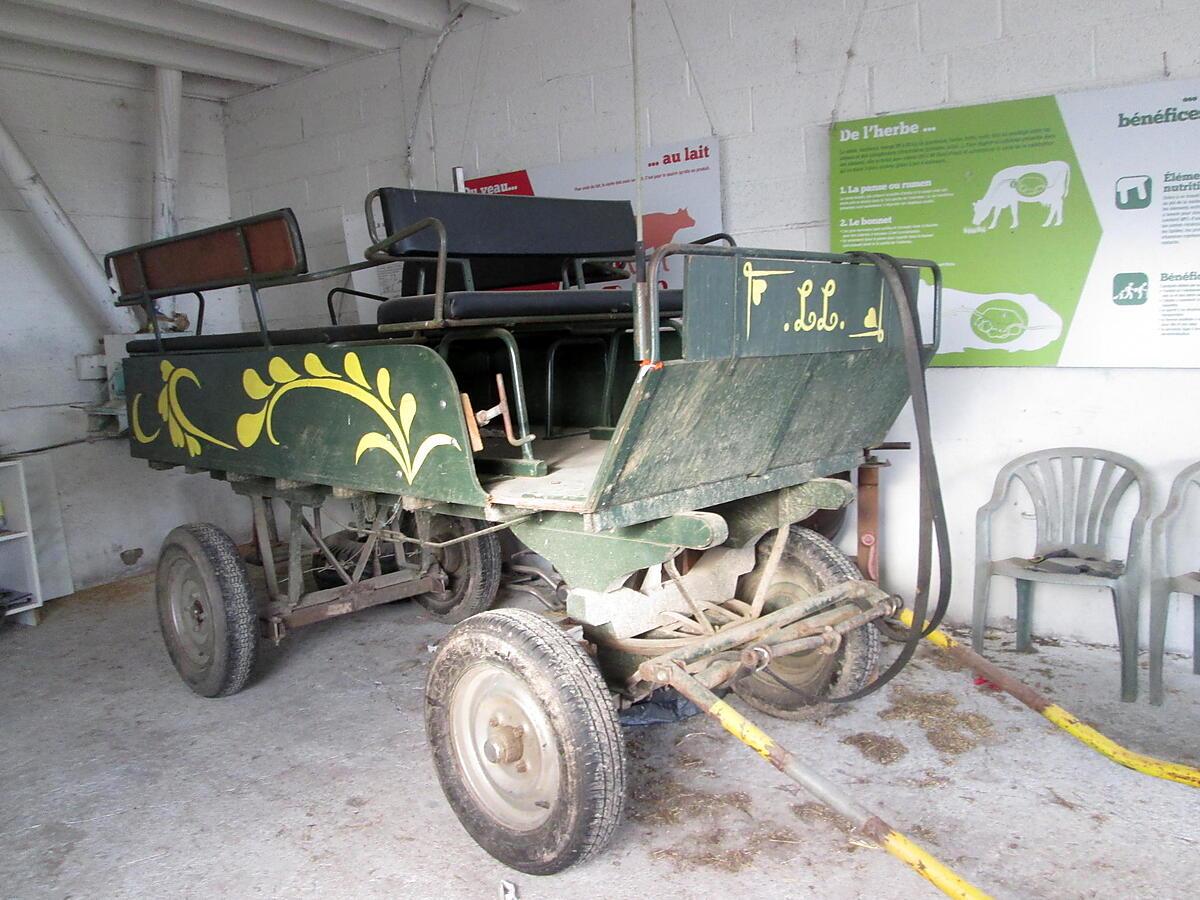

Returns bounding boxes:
[449,662,561,832]
[752,574,839,691]
[166,555,215,670]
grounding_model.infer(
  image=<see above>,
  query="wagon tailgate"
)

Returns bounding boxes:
[587,254,917,528]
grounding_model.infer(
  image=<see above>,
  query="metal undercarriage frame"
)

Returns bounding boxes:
[227,476,450,641]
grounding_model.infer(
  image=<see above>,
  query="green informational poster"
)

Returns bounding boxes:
[830,79,1200,367]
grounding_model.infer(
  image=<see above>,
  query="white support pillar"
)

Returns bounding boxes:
[0,115,135,334]
[151,67,182,320]
[151,68,182,241]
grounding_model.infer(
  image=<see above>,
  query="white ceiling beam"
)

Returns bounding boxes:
[468,0,522,14]
[316,0,447,35]
[0,37,250,99]
[174,0,406,51]
[8,0,333,68]
[0,2,302,84]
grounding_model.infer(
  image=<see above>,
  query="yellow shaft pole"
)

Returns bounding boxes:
[898,610,1200,789]
[663,666,993,899]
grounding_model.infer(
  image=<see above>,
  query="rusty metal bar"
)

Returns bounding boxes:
[300,515,352,587]
[858,463,880,580]
[251,495,283,603]
[749,527,788,619]
[756,597,895,660]
[664,558,716,635]
[282,572,441,630]
[286,502,304,609]
[634,580,885,677]
[351,504,391,584]
[378,514,531,551]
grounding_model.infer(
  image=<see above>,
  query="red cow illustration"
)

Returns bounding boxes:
[642,208,695,270]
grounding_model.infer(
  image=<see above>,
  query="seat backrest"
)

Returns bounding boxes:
[991,447,1150,560]
[371,188,636,291]
[1150,460,1200,578]
[106,209,306,301]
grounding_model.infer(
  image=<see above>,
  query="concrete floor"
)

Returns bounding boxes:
[2,575,1198,900]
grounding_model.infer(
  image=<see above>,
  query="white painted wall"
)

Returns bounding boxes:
[0,63,247,588]
[219,0,1200,653]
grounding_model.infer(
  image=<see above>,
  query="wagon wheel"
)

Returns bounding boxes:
[425,609,626,874]
[730,526,880,720]
[156,523,257,698]
[415,515,502,623]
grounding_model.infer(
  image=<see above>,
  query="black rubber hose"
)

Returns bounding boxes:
[750,251,951,705]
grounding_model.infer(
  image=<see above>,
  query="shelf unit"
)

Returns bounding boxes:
[0,460,43,623]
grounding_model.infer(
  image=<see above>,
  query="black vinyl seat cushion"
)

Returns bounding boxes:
[377,288,683,325]
[126,323,380,354]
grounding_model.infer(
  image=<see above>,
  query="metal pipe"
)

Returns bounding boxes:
[150,68,182,320]
[0,114,135,334]
[758,598,895,660]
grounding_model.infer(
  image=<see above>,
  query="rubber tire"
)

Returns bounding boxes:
[426,609,627,875]
[732,526,880,721]
[156,523,257,698]
[416,516,502,623]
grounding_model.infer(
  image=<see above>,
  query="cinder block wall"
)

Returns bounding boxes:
[0,63,248,589]
[224,52,405,329]
[225,0,1200,652]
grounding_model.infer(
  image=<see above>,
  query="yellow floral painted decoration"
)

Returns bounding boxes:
[131,360,235,457]
[236,351,460,484]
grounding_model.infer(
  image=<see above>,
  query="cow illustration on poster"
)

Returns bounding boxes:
[463,138,722,290]
[967,161,1070,231]
[642,208,696,270]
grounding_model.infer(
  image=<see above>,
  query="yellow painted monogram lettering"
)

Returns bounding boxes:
[743,261,794,337]
[787,277,845,333]
[850,283,888,343]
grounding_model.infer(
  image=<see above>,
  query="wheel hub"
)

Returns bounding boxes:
[449,663,560,831]
[482,723,525,765]
[166,557,215,669]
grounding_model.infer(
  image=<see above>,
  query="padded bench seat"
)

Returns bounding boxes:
[126,323,380,354]
[377,288,683,325]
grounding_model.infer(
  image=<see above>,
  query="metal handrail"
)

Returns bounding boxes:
[638,244,943,364]
[362,215,448,322]
[327,287,387,326]
[436,327,536,462]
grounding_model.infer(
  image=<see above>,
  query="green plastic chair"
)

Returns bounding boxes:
[973,448,1150,702]
[1149,461,1200,705]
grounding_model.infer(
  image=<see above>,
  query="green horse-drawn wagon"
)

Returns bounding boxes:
[109,188,956,883]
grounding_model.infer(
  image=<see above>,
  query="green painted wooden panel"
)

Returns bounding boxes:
[683,254,918,360]
[123,343,487,505]
[593,350,908,511]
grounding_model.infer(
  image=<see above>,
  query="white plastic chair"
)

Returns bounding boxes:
[1149,461,1200,705]
[973,448,1150,702]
